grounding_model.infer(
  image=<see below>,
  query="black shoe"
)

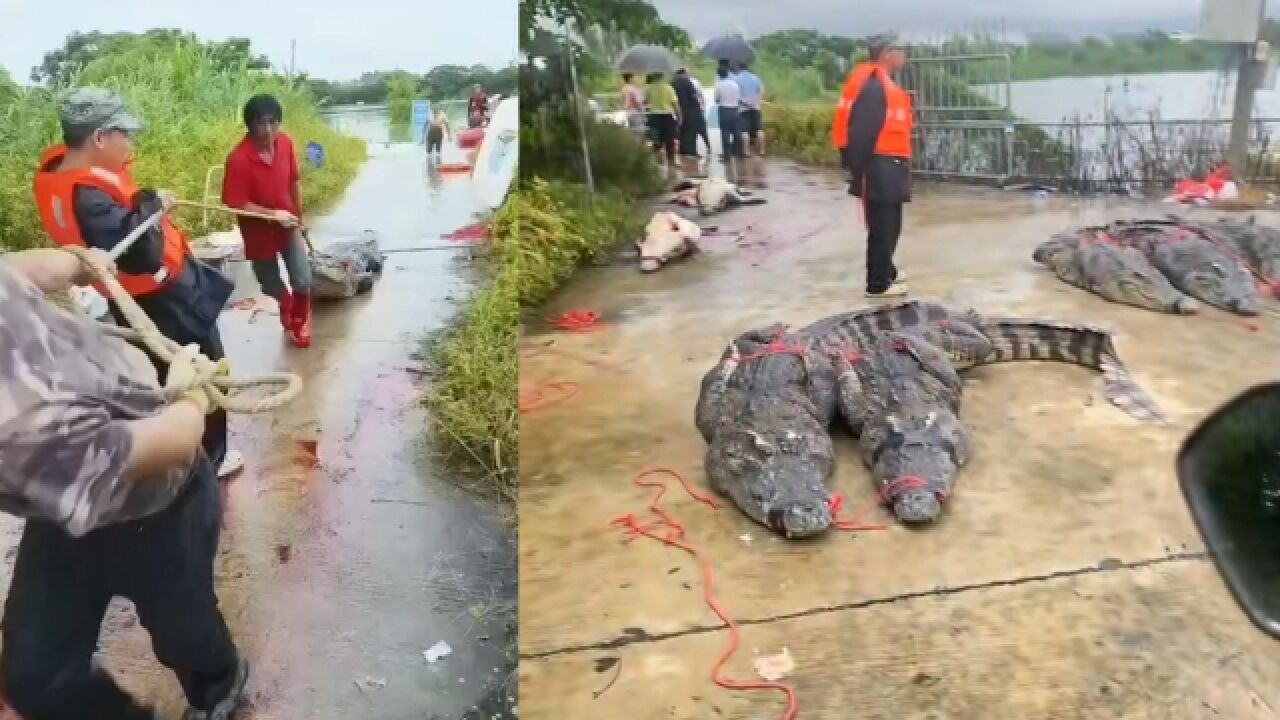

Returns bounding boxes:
[183,658,249,720]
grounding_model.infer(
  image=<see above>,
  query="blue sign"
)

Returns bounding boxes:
[411,100,432,143]
[306,141,325,168]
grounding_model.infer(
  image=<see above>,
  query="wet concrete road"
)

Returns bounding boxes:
[0,137,516,718]
[519,160,1280,718]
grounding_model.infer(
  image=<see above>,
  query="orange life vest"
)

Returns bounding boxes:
[831,62,914,159]
[34,145,189,298]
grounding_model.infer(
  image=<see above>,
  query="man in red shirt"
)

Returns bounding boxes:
[221,94,314,348]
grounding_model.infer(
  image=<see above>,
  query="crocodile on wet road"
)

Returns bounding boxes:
[694,300,1165,539]
[1035,217,1263,315]
[1033,229,1199,315]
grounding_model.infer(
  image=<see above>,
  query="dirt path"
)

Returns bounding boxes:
[0,140,515,719]
[518,160,1280,719]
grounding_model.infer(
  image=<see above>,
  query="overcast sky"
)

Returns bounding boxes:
[651,0,1225,42]
[0,0,518,83]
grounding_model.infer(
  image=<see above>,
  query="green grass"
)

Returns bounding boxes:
[0,35,366,251]
[425,196,518,502]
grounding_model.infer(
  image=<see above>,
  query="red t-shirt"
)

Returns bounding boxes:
[221,132,301,261]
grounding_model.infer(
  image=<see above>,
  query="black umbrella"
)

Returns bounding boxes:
[700,35,755,65]
[615,44,681,75]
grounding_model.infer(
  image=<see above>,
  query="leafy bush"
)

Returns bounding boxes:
[0,35,366,251]
[521,104,666,198]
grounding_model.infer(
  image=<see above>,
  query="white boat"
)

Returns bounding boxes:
[472,96,518,210]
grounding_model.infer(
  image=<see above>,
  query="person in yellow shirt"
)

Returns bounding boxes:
[645,72,681,168]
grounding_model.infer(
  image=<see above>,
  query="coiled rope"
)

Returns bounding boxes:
[61,210,303,413]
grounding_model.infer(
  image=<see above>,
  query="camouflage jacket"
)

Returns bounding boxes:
[0,262,192,537]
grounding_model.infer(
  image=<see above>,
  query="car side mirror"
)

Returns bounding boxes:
[1177,381,1280,640]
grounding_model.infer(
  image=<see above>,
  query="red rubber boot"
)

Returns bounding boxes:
[291,292,312,348]
[276,291,296,334]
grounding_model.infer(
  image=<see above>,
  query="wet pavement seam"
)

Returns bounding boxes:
[519,550,1208,660]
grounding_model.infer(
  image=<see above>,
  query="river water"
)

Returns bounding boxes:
[988,70,1280,124]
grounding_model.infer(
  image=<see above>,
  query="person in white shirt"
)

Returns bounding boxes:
[713,65,744,160]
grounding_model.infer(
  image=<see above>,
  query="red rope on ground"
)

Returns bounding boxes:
[610,467,799,720]
[828,476,931,531]
[518,381,580,414]
[551,309,604,332]
[442,221,490,243]
[610,464,928,718]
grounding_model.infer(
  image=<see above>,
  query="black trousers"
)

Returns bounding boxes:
[718,107,744,159]
[0,464,239,719]
[678,109,705,156]
[865,201,904,293]
[648,114,677,163]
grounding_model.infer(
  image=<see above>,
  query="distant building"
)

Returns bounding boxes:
[1169,31,1197,42]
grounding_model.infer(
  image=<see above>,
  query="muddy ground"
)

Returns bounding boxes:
[518,159,1280,718]
[0,137,516,719]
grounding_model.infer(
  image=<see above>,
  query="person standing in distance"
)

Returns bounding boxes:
[221,94,315,348]
[713,63,745,162]
[834,32,913,298]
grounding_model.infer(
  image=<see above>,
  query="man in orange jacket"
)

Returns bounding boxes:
[832,32,913,298]
[33,87,244,481]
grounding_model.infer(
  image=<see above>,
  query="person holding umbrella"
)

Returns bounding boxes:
[713,61,745,162]
[833,32,913,299]
[672,68,706,160]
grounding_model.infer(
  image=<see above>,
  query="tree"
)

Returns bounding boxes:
[520,0,689,53]
[31,29,270,86]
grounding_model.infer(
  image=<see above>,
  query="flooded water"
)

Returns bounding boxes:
[0,110,516,718]
[985,70,1280,124]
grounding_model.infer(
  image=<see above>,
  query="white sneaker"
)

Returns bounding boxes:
[865,282,909,299]
[217,450,245,479]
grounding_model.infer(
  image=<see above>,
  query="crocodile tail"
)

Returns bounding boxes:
[978,319,1168,425]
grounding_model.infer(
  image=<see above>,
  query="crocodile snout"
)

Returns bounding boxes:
[767,501,833,539]
[1232,297,1260,316]
[891,487,943,523]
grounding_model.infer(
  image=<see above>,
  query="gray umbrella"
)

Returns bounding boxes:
[615,44,681,75]
[700,35,755,65]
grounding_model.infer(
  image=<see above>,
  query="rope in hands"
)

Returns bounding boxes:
[62,208,303,414]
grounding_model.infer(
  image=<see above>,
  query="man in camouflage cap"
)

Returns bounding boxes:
[34,86,245,482]
[59,86,148,138]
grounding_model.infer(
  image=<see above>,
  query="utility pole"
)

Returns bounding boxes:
[288,38,297,82]
[1226,0,1268,173]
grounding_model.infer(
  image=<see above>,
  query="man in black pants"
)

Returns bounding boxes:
[842,33,913,298]
[672,68,706,159]
[713,64,745,161]
[0,248,248,720]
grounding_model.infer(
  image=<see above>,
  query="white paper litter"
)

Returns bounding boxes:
[424,640,453,663]
[753,647,795,682]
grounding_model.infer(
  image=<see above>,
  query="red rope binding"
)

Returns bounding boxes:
[551,310,604,333]
[611,467,799,720]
